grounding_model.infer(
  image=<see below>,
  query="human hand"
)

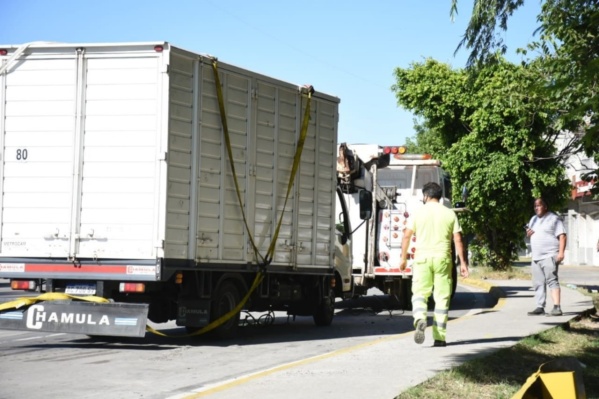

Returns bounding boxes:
[460,264,469,278]
[399,259,407,271]
[525,227,534,238]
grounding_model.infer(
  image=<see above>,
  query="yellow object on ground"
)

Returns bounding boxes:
[512,357,586,399]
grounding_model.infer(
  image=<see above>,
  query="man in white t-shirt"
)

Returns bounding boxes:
[525,198,567,316]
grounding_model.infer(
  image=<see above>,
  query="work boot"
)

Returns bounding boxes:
[414,319,426,344]
[527,307,545,316]
[433,340,446,347]
[548,306,563,316]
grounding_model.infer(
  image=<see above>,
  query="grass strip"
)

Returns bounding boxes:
[396,275,599,399]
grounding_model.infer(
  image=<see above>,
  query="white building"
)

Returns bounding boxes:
[558,131,599,266]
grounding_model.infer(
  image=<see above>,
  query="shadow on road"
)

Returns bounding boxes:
[15,289,497,350]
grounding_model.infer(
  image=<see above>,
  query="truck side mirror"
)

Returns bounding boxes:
[359,190,372,220]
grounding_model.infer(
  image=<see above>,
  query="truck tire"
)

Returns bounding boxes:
[313,287,334,326]
[210,281,241,339]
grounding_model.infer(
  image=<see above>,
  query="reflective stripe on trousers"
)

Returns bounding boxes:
[411,256,452,342]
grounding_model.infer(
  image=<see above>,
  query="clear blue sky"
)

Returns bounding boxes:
[2,0,542,145]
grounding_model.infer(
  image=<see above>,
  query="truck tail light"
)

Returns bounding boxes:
[383,146,407,155]
[119,283,145,293]
[11,280,37,291]
[0,49,8,56]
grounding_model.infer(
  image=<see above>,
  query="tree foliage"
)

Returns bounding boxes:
[452,0,525,65]
[392,59,570,269]
[404,120,446,155]
[394,0,597,267]
[532,0,599,180]
[454,0,599,190]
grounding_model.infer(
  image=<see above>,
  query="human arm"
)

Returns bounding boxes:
[557,233,566,264]
[399,227,414,271]
[453,232,469,278]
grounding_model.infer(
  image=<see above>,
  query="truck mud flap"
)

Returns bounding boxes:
[0,301,149,338]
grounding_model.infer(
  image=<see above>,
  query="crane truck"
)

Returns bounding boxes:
[0,41,371,339]
[336,143,460,309]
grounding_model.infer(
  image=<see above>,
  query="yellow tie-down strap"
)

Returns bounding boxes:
[147,271,265,338]
[0,273,264,339]
[0,292,109,312]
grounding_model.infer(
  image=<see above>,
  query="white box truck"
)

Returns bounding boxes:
[0,41,370,338]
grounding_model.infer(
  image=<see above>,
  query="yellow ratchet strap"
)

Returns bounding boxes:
[147,271,265,337]
[211,59,313,266]
[0,292,110,312]
[147,61,312,338]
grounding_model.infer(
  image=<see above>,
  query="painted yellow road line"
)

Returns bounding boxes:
[175,330,414,398]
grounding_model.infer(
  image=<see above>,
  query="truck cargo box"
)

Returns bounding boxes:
[0,41,341,280]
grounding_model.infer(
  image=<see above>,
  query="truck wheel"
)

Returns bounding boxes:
[313,287,334,326]
[210,281,241,339]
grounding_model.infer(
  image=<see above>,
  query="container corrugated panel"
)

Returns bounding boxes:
[0,42,339,271]
[190,51,339,269]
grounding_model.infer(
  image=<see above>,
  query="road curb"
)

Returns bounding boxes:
[460,277,597,321]
[460,277,507,302]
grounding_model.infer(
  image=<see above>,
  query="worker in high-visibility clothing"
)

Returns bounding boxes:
[399,182,469,347]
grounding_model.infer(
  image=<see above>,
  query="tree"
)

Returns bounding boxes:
[532,0,599,185]
[453,0,599,191]
[404,120,448,155]
[392,58,570,268]
[451,0,525,67]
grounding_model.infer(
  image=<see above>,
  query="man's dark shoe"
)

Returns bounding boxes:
[548,306,563,316]
[527,307,545,316]
[414,319,426,344]
[433,340,446,347]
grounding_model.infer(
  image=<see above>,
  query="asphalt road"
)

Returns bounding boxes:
[0,280,492,399]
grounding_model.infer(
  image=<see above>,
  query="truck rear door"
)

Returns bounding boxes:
[1,50,79,259]
[0,44,163,262]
